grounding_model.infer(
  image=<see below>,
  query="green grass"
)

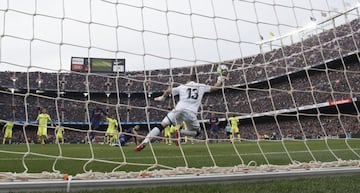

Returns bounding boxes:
[91,59,112,72]
[0,140,359,174]
[1,140,360,192]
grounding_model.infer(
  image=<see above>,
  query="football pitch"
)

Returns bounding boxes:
[0,139,359,175]
[1,140,360,193]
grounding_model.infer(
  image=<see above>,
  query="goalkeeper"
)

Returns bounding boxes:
[135,73,226,151]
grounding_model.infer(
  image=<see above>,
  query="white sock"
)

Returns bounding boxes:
[142,127,160,144]
[180,129,197,137]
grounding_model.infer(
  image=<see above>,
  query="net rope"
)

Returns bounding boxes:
[0,0,360,182]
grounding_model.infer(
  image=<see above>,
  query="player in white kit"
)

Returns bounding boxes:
[135,74,226,151]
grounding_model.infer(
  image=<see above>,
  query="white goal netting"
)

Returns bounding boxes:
[0,0,360,185]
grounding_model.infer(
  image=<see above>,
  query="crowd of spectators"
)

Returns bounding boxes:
[0,18,359,142]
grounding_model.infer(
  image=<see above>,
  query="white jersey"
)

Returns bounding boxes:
[172,81,211,113]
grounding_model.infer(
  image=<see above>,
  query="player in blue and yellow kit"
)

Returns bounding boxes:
[209,113,219,142]
[119,125,140,146]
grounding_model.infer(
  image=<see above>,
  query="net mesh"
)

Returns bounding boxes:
[0,0,360,182]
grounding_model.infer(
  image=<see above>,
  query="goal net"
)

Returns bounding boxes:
[0,0,360,189]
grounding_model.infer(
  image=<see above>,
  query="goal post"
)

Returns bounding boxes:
[1,0,360,192]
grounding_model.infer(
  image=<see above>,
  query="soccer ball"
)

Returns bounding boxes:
[216,65,228,76]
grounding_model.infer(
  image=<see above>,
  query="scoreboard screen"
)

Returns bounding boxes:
[71,57,125,73]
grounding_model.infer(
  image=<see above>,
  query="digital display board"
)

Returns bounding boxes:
[71,57,125,73]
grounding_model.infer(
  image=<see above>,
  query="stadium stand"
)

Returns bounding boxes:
[0,17,359,142]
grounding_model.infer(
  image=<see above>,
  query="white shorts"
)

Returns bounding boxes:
[162,109,200,131]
